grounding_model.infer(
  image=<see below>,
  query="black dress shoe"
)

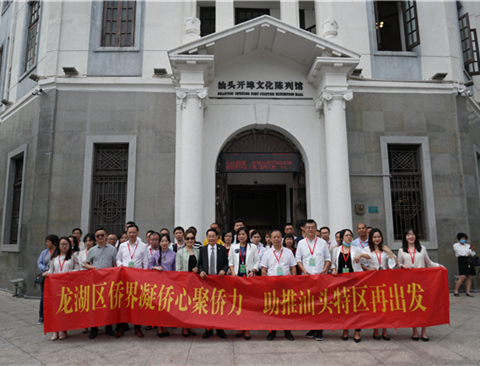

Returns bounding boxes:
[267,331,276,341]
[342,336,348,341]
[245,336,251,340]
[373,335,381,340]
[382,335,390,341]
[157,332,165,338]
[105,328,115,337]
[467,293,474,297]
[421,337,429,342]
[164,331,170,337]
[453,293,459,297]
[236,331,244,338]
[182,332,190,338]
[145,325,153,330]
[115,329,125,339]
[89,330,98,339]
[187,329,197,336]
[412,336,419,341]
[354,337,361,343]
[217,329,227,339]
[284,331,294,341]
[202,330,213,339]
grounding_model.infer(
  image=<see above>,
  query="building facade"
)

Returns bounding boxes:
[1,0,480,293]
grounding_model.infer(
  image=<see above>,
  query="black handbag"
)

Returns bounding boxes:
[34,273,44,289]
[468,256,480,267]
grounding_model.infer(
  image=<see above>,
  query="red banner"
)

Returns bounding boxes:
[43,267,449,333]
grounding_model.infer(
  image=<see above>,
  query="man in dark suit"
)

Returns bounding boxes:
[198,228,229,339]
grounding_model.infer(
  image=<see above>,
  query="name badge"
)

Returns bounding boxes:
[277,267,284,276]
[128,261,135,268]
[309,257,316,267]
[239,264,246,274]
[342,267,350,273]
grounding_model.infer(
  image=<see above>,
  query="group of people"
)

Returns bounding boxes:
[36,219,473,343]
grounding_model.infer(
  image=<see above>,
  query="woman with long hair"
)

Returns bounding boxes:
[36,234,59,324]
[397,227,445,341]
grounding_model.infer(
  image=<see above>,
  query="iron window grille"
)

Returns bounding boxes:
[25,1,40,71]
[9,157,24,244]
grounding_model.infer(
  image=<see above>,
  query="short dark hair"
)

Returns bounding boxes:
[457,232,468,241]
[174,226,185,234]
[83,233,95,243]
[270,229,282,236]
[149,232,160,240]
[319,226,330,233]
[146,230,154,236]
[284,222,294,228]
[234,219,245,225]
[72,228,82,235]
[298,219,307,230]
[95,227,106,235]
[45,234,59,247]
[206,228,218,237]
[283,233,295,247]
[160,228,170,234]
[127,224,139,232]
[305,219,317,227]
[184,228,196,238]
[126,221,135,226]
[188,226,197,235]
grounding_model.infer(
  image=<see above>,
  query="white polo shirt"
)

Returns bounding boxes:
[117,240,149,269]
[295,237,331,274]
[261,247,296,276]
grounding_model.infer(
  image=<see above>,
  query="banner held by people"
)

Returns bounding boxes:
[43,267,449,333]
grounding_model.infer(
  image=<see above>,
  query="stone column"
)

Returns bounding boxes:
[316,90,353,232]
[280,0,299,27]
[216,0,234,33]
[175,87,208,231]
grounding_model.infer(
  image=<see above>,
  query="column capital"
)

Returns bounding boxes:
[175,87,209,109]
[315,89,353,111]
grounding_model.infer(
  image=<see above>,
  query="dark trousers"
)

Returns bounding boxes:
[118,322,140,330]
[39,283,44,318]
[91,325,113,332]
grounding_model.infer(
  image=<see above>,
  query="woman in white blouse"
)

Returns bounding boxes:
[397,228,445,342]
[43,237,74,340]
[74,233,95,271]
[357,228,398,341]
[453,232,476,297]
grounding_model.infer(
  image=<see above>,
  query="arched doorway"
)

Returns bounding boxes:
[216,129,307,235]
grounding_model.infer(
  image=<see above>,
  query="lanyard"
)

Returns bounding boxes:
[127,240,139,260]
[328,240,332,249]
[176,243,183,251]
[49,249,53,256]
[341,246,350,267]
[307,238,318,255]
[273,248,283,264]
[408,247,416,265]
[374,249,382,267]
[58,256,66,272]
[149,248,153,256]
[359,239,366,248]
[239,245,246,263]
[258,245,262,254]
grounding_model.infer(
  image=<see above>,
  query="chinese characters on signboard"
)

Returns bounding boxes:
[216,80,304,97]
[221,153,301,173]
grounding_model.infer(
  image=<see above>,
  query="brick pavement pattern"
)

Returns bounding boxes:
[0,290,479,365]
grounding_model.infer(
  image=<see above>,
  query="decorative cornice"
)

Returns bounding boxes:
[175,87,209,109]
[315,89,353,111]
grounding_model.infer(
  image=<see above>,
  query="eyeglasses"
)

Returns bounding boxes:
[185,237,195,241]
[95,234,105,238]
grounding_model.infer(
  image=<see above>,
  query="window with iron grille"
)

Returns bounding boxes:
[200,7,215,37]
[235,8,270,25]
[9,157,24,244]
[91,144,128,235]
[374,1,420,51]
[388,145,426,240]
[25,1,40,71]
[102,1,136,47]
[459,13,474,67]
[467,29,480,75]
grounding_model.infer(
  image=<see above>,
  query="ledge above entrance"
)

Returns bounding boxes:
[168,15,360,87]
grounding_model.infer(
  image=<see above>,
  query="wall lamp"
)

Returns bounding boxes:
[1,99,13,106]
[465,80,474,87]
[431,73,448,81]
[153,68,168,77]
[29,73,42,82]
[62,67,78,76]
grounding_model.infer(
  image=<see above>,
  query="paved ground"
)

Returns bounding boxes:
[0,290,479,366]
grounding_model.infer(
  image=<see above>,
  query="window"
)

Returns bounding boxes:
[299,9,316,34]
[9,157,24,244]
[91,144,129,235]
[101,1,136,47]
[25,1,40,71]
[200,7,215,37]
[235,8,270,25]
[374,1,420,51]
[388,145,426,240]
[467,29,480,75]
[459,13,474,66]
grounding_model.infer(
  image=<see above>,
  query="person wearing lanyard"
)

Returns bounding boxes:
[36,234,59,325]
[331,229,364,342]
[85,228,118,339]
[251,230,266,274]
[397,227,444,341]
[261,229,297,341]
[74,233,96,271]
[43,237,74,340]
[228,227,260,340]
[296,219,331,341]
[115,224,149,339]
[149,233,176,337]
[453,232,476,297]
[357,228,398,341]
[171,226,186,252]
[320,226,336,252]
[147,232,161,260]
[175,228,199,337]
[351,223,369,249]
[198,228,229,339]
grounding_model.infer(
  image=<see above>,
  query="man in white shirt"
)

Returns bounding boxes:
[351,223,369,249]
[261,229,296,341]
[296,220,331,341]
[116,224,149,339]
[319,226,336,251]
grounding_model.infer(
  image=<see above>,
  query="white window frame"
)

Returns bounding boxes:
[80,135,137,233]
[380,136,437,249]
[1,144,28,252]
